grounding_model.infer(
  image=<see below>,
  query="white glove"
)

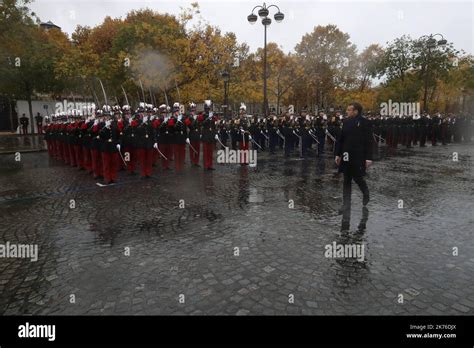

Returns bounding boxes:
[105,120,111,128]
[153,143,158,149]
[186,138,190,144]
[116,144,121,151]
[94,119,99,126]
[214,134,219,140]
[143,116,148,123]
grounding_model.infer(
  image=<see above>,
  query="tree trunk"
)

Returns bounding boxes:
[8,95,14,132]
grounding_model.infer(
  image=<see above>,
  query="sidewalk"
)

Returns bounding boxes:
[0,134,46,154]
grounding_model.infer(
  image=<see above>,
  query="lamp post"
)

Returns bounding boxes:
[418,34,447,113]
[222,70,230,119]
[247,3,284,117]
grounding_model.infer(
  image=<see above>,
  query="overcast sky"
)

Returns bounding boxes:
[31,0,473,55]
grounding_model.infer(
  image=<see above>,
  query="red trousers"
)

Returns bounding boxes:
[173,144,186,171]
[82,146,92,172]
[74,145,83,169]
[124,147,137,174]
[189,141,200,165]
[101,151,120,183]
[239,141,249,164]
[203,142,214,169]
[91,149,103,178]
[160,144,171,169]
[137,148,154,177]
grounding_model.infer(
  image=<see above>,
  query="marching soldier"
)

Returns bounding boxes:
[72,112,84,169]
[99,106,121,184]
[187,102,202,167]
[281,115,294,157]
[237,103,251,164]
[431,113,441,146]
[267,115,278,154]
[229,118,238,150]
[122,114,139,175]
[115,106,126,170]
[158,105,172,170]
[151,107,162,167]
[136,112,156,178]
[218,120,229,149]
[171,102,187,172]
[419,113,428,147]
[315,111,327,155]
[413,114,421,146]
[81,114,93,173]
[440,115,448,145]
[301,116,313,158]
[66,113,77,167]
[89,111,104,179]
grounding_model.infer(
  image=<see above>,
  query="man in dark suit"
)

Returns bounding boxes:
[335,102,373,228]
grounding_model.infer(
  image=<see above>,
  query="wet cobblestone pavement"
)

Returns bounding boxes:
[0,143,473,315]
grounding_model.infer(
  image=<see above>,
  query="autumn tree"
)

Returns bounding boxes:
[295,24,358,111]
[0,0,68,126]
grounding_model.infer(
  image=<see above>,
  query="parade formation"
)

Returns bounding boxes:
[42,99,473,185]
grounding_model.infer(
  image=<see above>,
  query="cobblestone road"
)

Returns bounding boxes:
[0,142,473,315]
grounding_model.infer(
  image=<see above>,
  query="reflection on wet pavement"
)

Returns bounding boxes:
[0,143,473,315]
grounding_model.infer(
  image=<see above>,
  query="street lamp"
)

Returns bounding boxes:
[222,70,230,119]
[247,2,284,117]
[418,33,447,113]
